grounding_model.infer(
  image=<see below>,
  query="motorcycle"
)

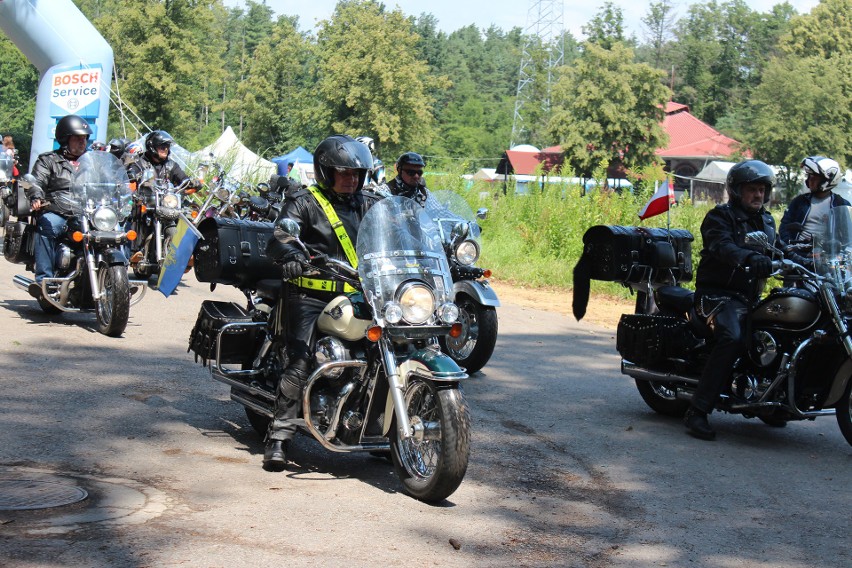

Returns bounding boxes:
[426,191,499,373]
[190,158,250,225]
[188,196,472,501]
[577,213,852,446]
[0,152,14,227]
[128,168,195,280]
[5,151,146,336]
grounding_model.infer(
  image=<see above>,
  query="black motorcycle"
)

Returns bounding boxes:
[426,191,499,373]
[5,152,146,336]
[576,215,852,446]
[188,196,472,502]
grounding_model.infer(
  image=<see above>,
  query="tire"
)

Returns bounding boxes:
[159,225,176,275]
[390,380,470,503]
[835,375,852,447]
[634,379,690,417]
[245,407,271,438]
[96,264,131,337]
[439,294,498,374]
[37,295,61,314]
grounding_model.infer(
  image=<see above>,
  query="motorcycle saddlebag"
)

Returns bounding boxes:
[581,225,693,283]
[187,300,261,366]
[193,216,282,286]
[3,221,35,265]
[616,314,690,365]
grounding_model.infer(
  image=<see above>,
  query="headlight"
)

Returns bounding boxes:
[455,240,480,265]
[215,187,231,201]
[397,283,435,324]
[92,206,119,231]
[383,302,404,324]
[437,302,459,323]
[162,192,180,209]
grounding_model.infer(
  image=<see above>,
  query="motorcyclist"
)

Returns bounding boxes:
[686,160,785,440]
[355,136,384,188]
[126,130,198,189]
[383,152,428,205]
[26,114,92,298]
[263,134,378,471]
[107,137,133,165]
[779,156,850,250]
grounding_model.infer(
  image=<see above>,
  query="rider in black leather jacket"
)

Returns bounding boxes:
[384,152,428,205]
[126,130,195,190]
[262,134,378,471]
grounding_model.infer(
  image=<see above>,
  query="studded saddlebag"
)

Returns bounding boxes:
[3,221,35,265]
[616,314,690,365]
[187,300,262,366]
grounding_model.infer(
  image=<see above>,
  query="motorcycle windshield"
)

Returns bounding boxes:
[55,151,132,218]
[356,196,454,315]
[813,204,852,293]
[0,153,13,181]
[425,190,482,244]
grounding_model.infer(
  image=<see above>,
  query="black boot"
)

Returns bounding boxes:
[684,407,716,440]
[263,439,288,472]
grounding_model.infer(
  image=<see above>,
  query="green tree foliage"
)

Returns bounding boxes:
[582,2,629,50]
[0,35,38,164]
[639,0,677,69]
[315,0,440,158]
[548,43,670,179]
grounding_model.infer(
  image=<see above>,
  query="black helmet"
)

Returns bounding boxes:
[726,159,775,204]
[396,152,425,168]
[313,134,373,192]
[107,137,130,159]
[55,114,92,146]
[145,130,174,155]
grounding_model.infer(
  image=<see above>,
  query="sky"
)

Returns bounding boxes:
[224,0,822,38]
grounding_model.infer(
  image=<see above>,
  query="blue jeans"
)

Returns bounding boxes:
[34,212,68,282]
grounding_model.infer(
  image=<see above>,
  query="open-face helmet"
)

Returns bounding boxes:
[55,115,92,147]
[801,155,843,192]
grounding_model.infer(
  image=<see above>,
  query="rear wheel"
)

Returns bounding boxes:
[96,264,130,337]
[439,294,497,374]
[836,375,852,447]
[390,379,470,503]
[635,379,690,417]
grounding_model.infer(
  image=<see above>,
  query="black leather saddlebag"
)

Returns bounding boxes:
[3,221,35,265]
[616,314,690,365]
[187,300,262,366]
[581,225,693,283]
[193,216,281,286]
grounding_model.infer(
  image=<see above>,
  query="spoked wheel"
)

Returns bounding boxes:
[835,374,852,447]
[390,379,470,503]
[96,264,131,337]
[634,379,690,417]
[439,294,498,374]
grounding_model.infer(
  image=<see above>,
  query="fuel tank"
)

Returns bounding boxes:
[317,295,371,341]
[751,287,820,330]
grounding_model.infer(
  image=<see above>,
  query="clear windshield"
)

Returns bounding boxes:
[813,205,852,293]
[356,196,454,312]
[424,190,482,244]
[53,151,132,218]
[0,153,13,182]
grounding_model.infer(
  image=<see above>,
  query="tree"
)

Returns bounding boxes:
[0,35,38,164]
[548,43,670,180]
[582,2,629,50]
[641,0,677,69]
[315,0,442,157]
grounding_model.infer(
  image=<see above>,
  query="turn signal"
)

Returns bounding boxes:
[366,326,382,342]
[129,181,137,192]
[185,188,197,195]
[449,323,464,338]
[190,210,198,219]
[140,204,148,214]
[482,269,492,278]
[72,231,84,243]
[126,230,137,241]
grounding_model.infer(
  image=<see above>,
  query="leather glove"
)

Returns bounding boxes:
[748,254,773,278]
[281,255,306,280]
[189,177,203,189]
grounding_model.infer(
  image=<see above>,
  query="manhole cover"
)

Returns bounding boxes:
[0,479,88,510]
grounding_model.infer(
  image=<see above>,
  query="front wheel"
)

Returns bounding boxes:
[634,379,690,417]
[439,295,497,374]
[835,375,852,447]
[390,380,470,503]
[96,264,131,337]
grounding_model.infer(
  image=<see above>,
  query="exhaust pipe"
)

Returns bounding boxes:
[13,273,34,293]
[621,360,700,385]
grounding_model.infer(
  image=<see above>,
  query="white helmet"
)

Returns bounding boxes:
[802,155,843,192]
[355,136,375,155]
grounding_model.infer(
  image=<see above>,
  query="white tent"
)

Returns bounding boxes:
[694,160,735,183]
[193,126,276,181]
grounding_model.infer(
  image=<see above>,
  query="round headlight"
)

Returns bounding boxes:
[215,187,231,201]
[162,192,180,209]
[398,283,435,324]
[383,302,403,324]
[437,302,459,324]
[455,240,480,266]
[92,206,119,231]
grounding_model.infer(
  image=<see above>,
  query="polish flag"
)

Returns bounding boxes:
[638,179,676,220]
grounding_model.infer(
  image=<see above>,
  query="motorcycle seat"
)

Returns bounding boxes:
[655,285,694,314]
[254,279,284,302]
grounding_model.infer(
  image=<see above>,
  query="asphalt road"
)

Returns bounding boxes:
[0,257,849,568]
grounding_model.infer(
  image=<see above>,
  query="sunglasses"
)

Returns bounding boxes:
[402,169,424,177]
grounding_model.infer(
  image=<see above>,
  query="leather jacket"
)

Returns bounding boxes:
[385,176,428,205]
[695,202,778,301]
[126,153,190,189]
[28,150,79,216]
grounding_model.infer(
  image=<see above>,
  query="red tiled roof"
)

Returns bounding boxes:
[500,147,565,175]
[657,102,741,159]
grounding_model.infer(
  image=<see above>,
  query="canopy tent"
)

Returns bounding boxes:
[193,126,276,181]
[271,146,313,175]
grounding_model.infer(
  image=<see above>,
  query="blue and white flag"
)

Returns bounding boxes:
[157,216,202,297]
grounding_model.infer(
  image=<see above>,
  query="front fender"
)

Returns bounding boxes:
[454,279,500,307]
[382,347,469,436]
[100,248,128,266]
